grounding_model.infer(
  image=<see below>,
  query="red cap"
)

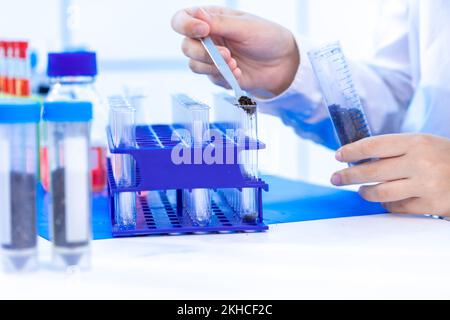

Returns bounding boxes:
[0,41,8,50]
[0,41,5,55]
[4,41,13,57]
[15,41,29,58]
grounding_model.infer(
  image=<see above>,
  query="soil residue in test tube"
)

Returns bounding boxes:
[1,172,37,270]
[328,104,371,145]
[238,96,257,115]
[2,172,37,251]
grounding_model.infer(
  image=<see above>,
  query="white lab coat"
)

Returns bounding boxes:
[257,0,450,150]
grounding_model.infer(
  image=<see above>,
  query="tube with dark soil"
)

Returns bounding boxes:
[328,104,371,145]
[1,172,37,251]
[238,96,257,115]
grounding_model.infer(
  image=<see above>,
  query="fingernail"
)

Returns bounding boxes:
[335,149,344,162]
[331,173,342,186]
[193,24,208,37]
[219,48,229,59]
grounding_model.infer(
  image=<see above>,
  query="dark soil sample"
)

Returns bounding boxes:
[51,168,89,250]
[242,213,257,224]
[1,172,37,251]
[328,104,371,145]
[239,96,255,106]
[238,96,257,115]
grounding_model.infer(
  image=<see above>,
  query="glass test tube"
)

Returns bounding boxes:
[213,94,241,214]
[308,42,372,148]
[238,102,259,223]
[0,100,40,273]
[172,94,212,227]
[45,101,92,270]
[214,93,260,222]
[108,96,137,229]
[124,87,151,125]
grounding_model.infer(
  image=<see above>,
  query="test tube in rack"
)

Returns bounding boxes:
[108,96,137,229]
[172,94,212,227]
[214,93,260,223]
[213,93,240,213]
[237,98,259,223]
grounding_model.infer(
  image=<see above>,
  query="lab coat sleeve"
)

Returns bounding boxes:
[254,0,414,150]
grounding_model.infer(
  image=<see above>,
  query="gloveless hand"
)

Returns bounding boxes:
[171,6,300,96]
[331,134,450,217]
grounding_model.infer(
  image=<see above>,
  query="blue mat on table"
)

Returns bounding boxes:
[38,175,387,240]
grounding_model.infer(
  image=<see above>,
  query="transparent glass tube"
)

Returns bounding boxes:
[308,42,372,147]
[0,123,38,273]
[190,107,211,226]
[238,104,259,223]
[108,96,137,229]
[47,121,91,270]
[172,94,212,227]
[214,93,260,222]
[213,94,241,216]
[124,87,152,125]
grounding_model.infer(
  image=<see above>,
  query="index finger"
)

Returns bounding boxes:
[171,8,210,38]
[336,134,415,163]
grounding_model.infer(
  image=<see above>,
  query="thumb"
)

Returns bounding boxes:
[194,7,247,40]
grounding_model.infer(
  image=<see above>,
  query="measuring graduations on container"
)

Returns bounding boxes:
[308,42,372,151]
[44,101,93,270]
[0,99,40,272]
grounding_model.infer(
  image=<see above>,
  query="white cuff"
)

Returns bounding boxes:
[253,35,324,120]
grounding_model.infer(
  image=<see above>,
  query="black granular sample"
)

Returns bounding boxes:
[238,96,257,115]
[51,168,89,250]
[239,96,255,105]
[1,172,37,251]
[328,104,371,145]
[242,213,257,224]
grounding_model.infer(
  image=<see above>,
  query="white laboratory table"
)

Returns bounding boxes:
[1,213,449,300]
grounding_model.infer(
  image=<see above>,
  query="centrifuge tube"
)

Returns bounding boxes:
[0,100,40,272]
[44,101,93,270]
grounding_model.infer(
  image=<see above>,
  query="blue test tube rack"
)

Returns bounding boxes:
[107,122,269,237]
